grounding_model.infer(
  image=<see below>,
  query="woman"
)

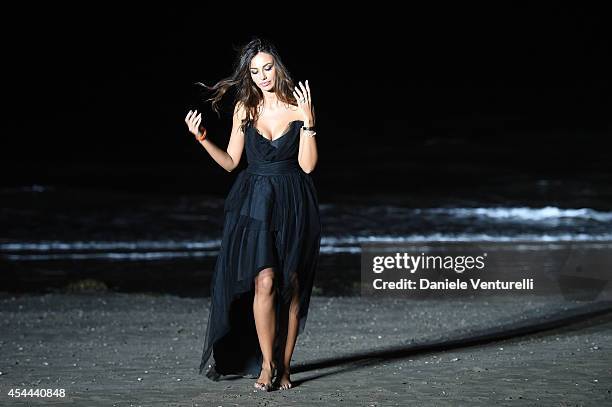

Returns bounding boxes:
[184,37,321,392]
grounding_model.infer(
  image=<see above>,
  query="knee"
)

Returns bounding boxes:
[255,270,275,296]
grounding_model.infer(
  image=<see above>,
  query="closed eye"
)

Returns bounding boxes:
[251,66,273,74]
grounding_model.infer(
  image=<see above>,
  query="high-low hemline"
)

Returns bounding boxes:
[198,119,321,380]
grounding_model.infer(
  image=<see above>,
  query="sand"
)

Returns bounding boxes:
[0,292,611,406]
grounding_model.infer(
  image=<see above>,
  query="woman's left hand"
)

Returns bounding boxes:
[293,80,314,125]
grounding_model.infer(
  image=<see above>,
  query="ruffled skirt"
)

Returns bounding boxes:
[199,164,321,379]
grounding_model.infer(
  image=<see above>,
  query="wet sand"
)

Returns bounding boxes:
[0,292,611,406]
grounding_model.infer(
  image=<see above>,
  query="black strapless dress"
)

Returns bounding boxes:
[199,119,322,380]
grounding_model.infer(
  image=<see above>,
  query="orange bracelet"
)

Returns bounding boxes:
[197,127,207,142]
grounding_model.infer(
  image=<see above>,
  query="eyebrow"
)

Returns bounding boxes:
[250,62,273,70]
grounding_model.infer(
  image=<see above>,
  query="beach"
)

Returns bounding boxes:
[1,291,610,406]
[3,4,612,405]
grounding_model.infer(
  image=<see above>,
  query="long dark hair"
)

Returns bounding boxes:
[196,37,299,133]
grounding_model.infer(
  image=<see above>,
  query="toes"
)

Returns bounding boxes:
[254,382,271,391]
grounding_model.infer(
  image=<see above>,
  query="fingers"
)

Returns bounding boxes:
[294,83,304,101]
[184,110,203,136]
[185,110,201,124]
[185,110,196,126]
[295,82,303,99]
[184,110,192,125]
[292,90,301,104]
[297,81,307,101]
[294,81,311,104]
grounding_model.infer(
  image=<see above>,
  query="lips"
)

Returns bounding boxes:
[260,81,271,86]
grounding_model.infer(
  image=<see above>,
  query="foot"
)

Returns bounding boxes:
[274,366,293,390]
[254,360,277,392]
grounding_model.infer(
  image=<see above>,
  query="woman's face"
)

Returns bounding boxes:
[250,52,276,91]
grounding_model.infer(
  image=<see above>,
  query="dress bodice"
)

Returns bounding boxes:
[245,120,304,163]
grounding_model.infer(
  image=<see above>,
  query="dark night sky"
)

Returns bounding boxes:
[2,4,610,197]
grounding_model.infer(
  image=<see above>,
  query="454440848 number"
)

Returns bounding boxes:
[8,388,66,398]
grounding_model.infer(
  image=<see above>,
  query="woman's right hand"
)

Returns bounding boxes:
[185,110,207,142]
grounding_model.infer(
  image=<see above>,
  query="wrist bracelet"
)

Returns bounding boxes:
[196,127,207,142]
[302,126,315,131]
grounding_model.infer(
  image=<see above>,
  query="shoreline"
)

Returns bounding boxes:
[3,240,612,299]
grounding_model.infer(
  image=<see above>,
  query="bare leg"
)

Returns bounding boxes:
[276,278,300,389]
[253,267,277,390]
